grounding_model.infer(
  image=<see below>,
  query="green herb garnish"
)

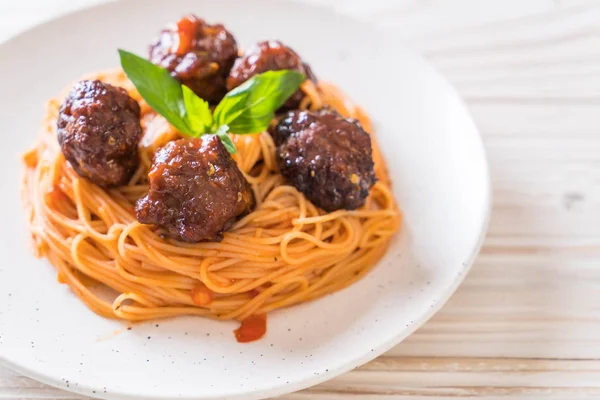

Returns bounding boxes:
[118,49,305,153]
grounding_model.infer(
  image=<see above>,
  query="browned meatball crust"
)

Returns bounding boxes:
[270,109,376,211]
[136,136,255,242]
[57,80,142,187]
[227,40,316,110]
[149,14,238,104]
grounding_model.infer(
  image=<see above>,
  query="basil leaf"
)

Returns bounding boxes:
[214,125,237,154]
[182,85,212,135]
[213,70,305,134]
[118,49,192,134]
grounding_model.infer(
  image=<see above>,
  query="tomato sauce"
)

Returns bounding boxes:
[234,314,267,343]
[191,283,213,306]
[45,185,68,208]
[176,16,196,56]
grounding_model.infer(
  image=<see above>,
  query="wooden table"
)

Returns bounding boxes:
[2,0,600,398]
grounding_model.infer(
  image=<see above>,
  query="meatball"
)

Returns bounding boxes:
[57,80,142,187]
[136,136,255,242]
[149,14,238,103]
[270,109,376,211]
[227,40,316,110]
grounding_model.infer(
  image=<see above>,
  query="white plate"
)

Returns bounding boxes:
[0,1,490,399]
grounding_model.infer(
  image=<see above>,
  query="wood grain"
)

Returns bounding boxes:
[2,0,600,398]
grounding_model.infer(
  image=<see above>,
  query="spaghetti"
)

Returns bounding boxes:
[21,69,401,331]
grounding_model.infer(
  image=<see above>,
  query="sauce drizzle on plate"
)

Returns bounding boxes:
[234,314,267,343]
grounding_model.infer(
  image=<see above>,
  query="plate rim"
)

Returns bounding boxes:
[0,1,492,399]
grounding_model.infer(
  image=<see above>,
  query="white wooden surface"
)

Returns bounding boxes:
[2,0,600,398]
